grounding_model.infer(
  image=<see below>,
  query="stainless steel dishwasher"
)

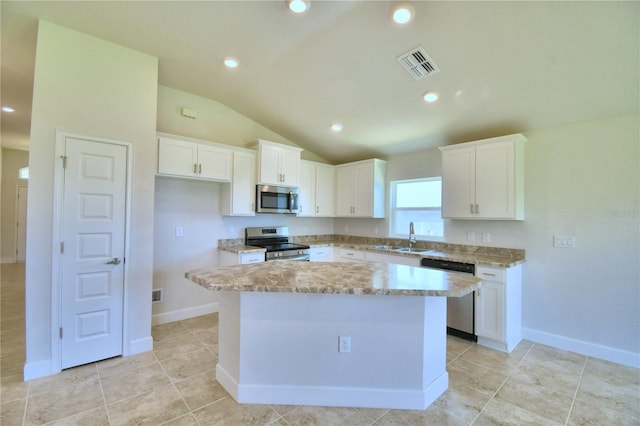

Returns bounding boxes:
[420,257,477,342]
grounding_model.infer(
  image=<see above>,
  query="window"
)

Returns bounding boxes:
[389,177,443,239]
[18,167,29,180]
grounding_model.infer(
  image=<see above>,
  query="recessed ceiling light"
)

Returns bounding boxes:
[330,123,343,132]
[223,57,238,68]
[288,0,310,14]
[392,3,414,24]
[2,106,15,112]
[423,91,439,103]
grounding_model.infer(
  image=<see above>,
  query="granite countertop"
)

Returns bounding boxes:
[218,236,525,268]
[186,260,482,297]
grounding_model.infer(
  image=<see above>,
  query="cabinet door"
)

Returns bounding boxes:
[441,147,476,218]
[232,151,256,215]
[279,147,300,186]
[158,138,197,177]
[309,247,334,262]
[335,167,354,216]
[352,163,373,217]
[475,280,505,341]
[298,161,315,217]
[259,143,283,184]
[198,144,232,182]
[475,141,514,219]
[314,164,335,217]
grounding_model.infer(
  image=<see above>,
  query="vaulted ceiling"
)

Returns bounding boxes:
[2,1,638,163]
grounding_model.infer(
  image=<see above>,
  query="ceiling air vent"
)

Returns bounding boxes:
[396,47,440,80]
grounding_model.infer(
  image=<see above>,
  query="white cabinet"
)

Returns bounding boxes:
[158,136,232,182]
[219,250,265,266]
[439,134,526,220]
[309,247,334,262]
[335,159,386,218]
[335,248,366,262]
[299,160,335,217]
[475,264,522,353]
[221,150,256,216]
[253,140,302,186]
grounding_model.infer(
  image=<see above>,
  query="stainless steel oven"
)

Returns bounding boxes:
[256,185,300,214]
[245,226,310,261]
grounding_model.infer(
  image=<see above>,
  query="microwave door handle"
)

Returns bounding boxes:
[289,192,296,212]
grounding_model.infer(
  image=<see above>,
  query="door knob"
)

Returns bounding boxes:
[106,258,121,265]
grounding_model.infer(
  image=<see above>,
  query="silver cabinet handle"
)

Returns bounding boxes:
[199,164,202,174]
[476,204,479,214]
[471,204,474,214]
[106,258,121,265]
[193,163,198,174]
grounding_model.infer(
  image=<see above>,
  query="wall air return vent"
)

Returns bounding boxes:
[396,47,440,80]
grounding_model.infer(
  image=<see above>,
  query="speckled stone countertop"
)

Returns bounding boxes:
[186,260,482,297]
[218,234,525,268]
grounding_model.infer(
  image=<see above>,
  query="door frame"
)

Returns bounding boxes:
[51,131,134,373]
[15,184,28,263]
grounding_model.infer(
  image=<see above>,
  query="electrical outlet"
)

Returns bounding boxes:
[338,336,351,353]
[467,231,475,242]
[554,235,576,248]
[175,226,183,237]
[152,289,163,303]
[482,232,491,243]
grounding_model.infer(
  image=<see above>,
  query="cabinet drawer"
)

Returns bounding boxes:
[476,266,505,282]
[240,253,265,264]
[338,249,366,262]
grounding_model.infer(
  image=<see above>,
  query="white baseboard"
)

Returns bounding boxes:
[24,359,56,381]
[151,303,218,326]
[216,363,448,410]
[126,336,154,355]
[522,327,640,368]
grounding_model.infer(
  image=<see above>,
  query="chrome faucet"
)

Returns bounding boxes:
[409,222,416,248]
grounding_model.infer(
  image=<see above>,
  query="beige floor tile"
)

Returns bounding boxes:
[282,405,373,425]
[446,336,473,363]
[25,376,104,425]
[192,328,218,346]
[0,373,30,403]
[106,384,189,426]
[153,333,205,361]
[583,356,640,387]
[459,345,523,375]
[28,363,98,396]
[152,322,189,342]
[192,397,281,425]
[160,347,217,382]
[375,405,467,425]
[511,358,582,396]
[174,371,229,411]
[432,386,490,424]
[568,397,639,426]
[0,398,26,426]
[43,407,110,426]
[268,404,299,416]
[354,406,389,422]
[158,413,200,426]
[180,313,218,334]
[97,351,157,379]
[474,397,563,425]
[575,374,640,418]
[495,377,573,424]
[100,362,171,404]
[447,358,508,397]
[522,343,586,375]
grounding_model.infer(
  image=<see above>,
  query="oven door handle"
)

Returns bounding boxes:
[271,254,310,261]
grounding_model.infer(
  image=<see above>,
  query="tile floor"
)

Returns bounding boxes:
[1,263,638,425]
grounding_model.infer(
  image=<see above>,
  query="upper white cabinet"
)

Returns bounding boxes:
[299,160,335,217]
[335,159,386,218]
[253,140,302,186]
[439,133,526,220]
[220,149,256,216]
[158,135,232,182]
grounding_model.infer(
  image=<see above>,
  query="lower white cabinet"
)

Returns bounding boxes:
[335,248,366,262]
[219,250,265,266]
[475,264,522,353]
[308,247,334,262]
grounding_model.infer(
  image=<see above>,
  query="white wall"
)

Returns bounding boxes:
[1,148,29,262]
[339,114,640,365]
[152,86,334,323]
[25,20,158,379]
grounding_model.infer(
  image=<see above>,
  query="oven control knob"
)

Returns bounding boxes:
[299,250,304,255]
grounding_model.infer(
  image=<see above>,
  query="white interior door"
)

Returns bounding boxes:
[16,185,28,263]
[60,137,127,369]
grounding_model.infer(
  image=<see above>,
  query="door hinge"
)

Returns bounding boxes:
[60,155,68,168]
[59,327,63,339]
[60,242,64,253]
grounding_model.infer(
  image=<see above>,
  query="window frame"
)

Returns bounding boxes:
[388,177,444,241]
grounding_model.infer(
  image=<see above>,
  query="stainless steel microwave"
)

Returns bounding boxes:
[256,184,300,214]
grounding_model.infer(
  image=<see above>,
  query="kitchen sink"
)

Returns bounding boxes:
[372,245,430,253]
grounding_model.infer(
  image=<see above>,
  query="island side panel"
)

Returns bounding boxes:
[216,291,448,410]
[216,291,242,398]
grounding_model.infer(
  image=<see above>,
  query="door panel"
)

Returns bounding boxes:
[60,137,127,369]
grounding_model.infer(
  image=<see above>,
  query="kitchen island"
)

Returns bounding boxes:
[186,261,482,410]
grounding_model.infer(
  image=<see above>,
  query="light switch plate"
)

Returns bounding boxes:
[554,235,576,248]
